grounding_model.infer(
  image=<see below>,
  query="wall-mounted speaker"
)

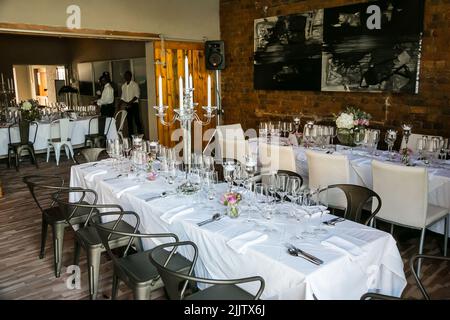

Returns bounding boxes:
[205,40,225,70]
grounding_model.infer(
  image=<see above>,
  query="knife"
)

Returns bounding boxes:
[323,217,345,226]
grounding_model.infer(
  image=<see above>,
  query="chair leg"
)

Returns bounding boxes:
[417,228,426,278]
[30,147,38,168]
[39,219,49,259]
[444,215,449,257]
[7,148,11,169]
[133,286,151,300]
[55,145,61,166]
[15,152,19,171]
[52,223,66,278]
[46,146,51,163]
[87,248,102,300]
[73,238,81,266]
[111,274,120,300]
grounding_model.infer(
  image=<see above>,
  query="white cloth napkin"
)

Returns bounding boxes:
[85,169,108,182]
[160,205,195,224]
[227,230,268,254]
[321,235,366,260]
[115,185,140,198]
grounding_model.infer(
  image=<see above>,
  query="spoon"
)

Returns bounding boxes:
[104,174,123,182]
[197,213,221,227]
[145,191,174,202]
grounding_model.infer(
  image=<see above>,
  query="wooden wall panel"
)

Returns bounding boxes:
[154,42,216,148]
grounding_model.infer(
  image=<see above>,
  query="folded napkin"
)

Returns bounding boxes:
[115,185,140,198]
[227,230,268,254]
[160,205,195,224]
[321,235,365,260]
[85,169,108,182]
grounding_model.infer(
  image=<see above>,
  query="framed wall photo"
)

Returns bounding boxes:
[253,0,425,94]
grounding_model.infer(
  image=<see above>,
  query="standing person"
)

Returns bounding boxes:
[120,71,143,135]
[94,75,115,117]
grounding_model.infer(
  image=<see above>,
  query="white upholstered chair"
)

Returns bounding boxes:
[306,150,351,210]
[371,160,449,276]
[258,142,296,174]
[46,118,75,166]
[215,123,248,164]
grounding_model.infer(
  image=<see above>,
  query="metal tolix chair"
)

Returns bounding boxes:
[93,213,192,300]
[149,241,265,300]
[52,189,141,300]
[22,175,91,277]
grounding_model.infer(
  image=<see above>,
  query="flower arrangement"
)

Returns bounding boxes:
[220,192,242,218]
[334,106,371,146]
[18,99,40,122]
[335,106,371,130]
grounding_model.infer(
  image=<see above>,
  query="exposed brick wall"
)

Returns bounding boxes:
[220,0,450,138]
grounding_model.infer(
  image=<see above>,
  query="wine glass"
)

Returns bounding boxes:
[223,160,236,192]
[286,176,302,216]
[416,136,428,161]
[233,163,245,189]
[311,187,328,235]
[275,173,289,204]
[353,127,366,151]
[122,138,132,159]
[385,130,397,160]
[203,155,215,173]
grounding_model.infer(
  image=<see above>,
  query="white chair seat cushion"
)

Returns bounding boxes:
[426,204,449,227]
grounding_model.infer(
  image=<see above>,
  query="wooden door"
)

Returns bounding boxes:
[154,41,217,148]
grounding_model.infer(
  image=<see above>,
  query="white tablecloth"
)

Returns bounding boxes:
[70,162,407,300]
[0,117,118,156]
[249,138,450,236]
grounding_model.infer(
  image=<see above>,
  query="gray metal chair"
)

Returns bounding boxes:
[52,189,141,300]
[22,175,91,277]
[149,241,265,300]
[85,116,112,148]
[92,213,192,300]
[74,148,106,164]
[8,121,39,171]
[319,184,382,226]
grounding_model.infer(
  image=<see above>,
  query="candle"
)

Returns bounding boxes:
[207,75,211,107]
[158,75,163,107]
[179,77,183,109]
[189,74,193,106]
[184,56,189,92]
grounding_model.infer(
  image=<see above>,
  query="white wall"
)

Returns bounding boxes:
[0,0,220,40]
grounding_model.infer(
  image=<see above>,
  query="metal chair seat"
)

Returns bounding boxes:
[42,202,91,225]
[185,284,255,300]
[48,137,72,143]
[119,249,191,284]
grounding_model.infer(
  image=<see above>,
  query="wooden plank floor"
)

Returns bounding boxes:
[0,154,448,300]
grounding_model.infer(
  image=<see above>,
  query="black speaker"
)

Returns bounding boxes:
[205,41,225,70]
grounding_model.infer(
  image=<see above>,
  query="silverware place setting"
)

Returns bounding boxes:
[323,217,345,226]
[285,243,323,265]
[197,213,222,227]
[145,191,176,202]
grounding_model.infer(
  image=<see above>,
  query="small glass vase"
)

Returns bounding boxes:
[227,203,240,219]
[336,128,355,147]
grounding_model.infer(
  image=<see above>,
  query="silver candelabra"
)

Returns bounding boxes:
[154,62,217,194]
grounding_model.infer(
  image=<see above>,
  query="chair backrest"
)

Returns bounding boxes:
[372,160,428,228]
[324,184,381,225]
[92,213,178,287]
[258,142,296,173]
[9,121,38,145]
[400,133,443,153]
[23,175,65,214]
[89,116,109,136]
[115,110,127,132]
[79,148,106,163]
[149,241,265,300]
[50,118,71,142]
[215,124,247,164]
[51,188,99,228]
[306,150,351,208]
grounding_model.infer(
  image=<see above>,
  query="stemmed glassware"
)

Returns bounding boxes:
[417,136,427,161]
[353,128,366,150]
[385,130,397,160]
[275,173,289,204]
[310,187,328,235]
[122,138,132,159]
[223,160,236,192]
[286,176,302,214]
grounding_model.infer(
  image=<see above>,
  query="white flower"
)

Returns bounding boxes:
[21,101,32,111]
[336,112,355,129]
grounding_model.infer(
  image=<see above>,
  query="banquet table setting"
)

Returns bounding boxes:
[69,150,407,300]
[0,116,118,157]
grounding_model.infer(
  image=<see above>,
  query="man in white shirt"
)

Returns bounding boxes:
[120,71,143,135]
[94,75,115,117]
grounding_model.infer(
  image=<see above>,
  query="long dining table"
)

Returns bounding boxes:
[0,117,118,157]
[249,138,450,237]
[70,160,407,300]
